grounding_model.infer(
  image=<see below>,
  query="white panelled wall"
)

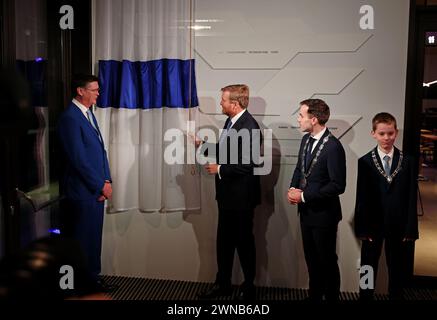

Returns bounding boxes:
[98,0,410,293]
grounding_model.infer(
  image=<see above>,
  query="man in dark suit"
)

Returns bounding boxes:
[57,74,112,289]
[354,112,418,300]
[197,84,261,300]
[288,99,346,302]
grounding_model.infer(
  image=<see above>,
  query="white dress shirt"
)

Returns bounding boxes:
[291,127,328,203]
[72,98,90,118]
[377,146,394,171]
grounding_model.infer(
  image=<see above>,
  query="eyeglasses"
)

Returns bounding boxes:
[83,87,100,93]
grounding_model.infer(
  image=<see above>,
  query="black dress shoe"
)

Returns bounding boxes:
[303,295,323,303]
[359,295,375,302]
[389,293,404,301]
[237,285,256,301]
[96,279,118,293]
[197,284,232,299]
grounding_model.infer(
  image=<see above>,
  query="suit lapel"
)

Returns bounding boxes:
[223,117,231,130]
[373,147,384,171]
[307,128,330,166]
[231,110,248,131]
[371,146,401,189]
[217,110,249,161]
[71,104,103,144]
[89,110,104,144]
[391,148,400,175]
[387,148,401,188]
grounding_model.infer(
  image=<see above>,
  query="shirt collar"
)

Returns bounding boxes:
[229,109,246,127]
[72,98,90,117]
[311,127,327,141]
[377,146,394,161]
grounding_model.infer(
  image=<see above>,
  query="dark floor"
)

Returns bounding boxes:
[416,166,437,277]
[101,275,437,301]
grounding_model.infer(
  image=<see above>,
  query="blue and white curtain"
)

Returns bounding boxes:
[94,0,200,213]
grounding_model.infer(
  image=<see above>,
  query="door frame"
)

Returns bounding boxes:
[403,1,437,287]
[0,0,92,257]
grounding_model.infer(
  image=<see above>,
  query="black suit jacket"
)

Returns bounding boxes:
[206,110,262,211]
[290,129,346,227]
[354,147,418,239]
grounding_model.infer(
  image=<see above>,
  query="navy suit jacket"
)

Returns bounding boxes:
[202,110,262,211]
[354,147,418,239]
[290,129,346,226]
[57,102,111,201]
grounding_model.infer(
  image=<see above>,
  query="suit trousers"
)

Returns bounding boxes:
[60,198,105,280]
[215,207,255,287]
[300,222,340,300]
[360,237,410,299]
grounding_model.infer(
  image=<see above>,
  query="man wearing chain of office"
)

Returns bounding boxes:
[287,99,346,302]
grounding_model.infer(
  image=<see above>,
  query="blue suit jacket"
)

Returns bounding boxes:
[57,102,111,201]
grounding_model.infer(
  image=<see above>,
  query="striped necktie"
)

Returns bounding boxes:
[86,108,98,132]
[305,137,315,170]
[383,155,391,176]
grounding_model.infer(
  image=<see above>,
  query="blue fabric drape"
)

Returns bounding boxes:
[97,59,198,109]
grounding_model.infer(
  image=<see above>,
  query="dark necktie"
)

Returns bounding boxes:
[219,118,232,145]
[305,137,315,170]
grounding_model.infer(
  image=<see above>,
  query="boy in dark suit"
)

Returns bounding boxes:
[354,112,418,300]
[288,99,346,302]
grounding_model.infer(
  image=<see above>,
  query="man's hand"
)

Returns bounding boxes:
[205,163,219,175]
[100,181,112,201]
[188,133,203,148]
[287,188,302,205]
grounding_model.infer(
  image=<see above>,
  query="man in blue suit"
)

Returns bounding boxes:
[57,74,112,288]
[288,99,346,302]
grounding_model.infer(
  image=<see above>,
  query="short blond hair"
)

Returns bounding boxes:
[221,84,249,109]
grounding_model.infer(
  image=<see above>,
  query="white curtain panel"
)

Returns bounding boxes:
[94,0,200,213]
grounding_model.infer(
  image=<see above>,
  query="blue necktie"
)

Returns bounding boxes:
[219,119,232,145]
[86,109,98,132]
[383,155,391,176]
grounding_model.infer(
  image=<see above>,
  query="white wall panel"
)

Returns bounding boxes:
[101,0,410,293]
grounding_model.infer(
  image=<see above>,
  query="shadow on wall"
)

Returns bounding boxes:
[179,96,282,285]
[180,95,295,287]
[250,97,290,286]
[180,97,223,281]
[328,118,361,292]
